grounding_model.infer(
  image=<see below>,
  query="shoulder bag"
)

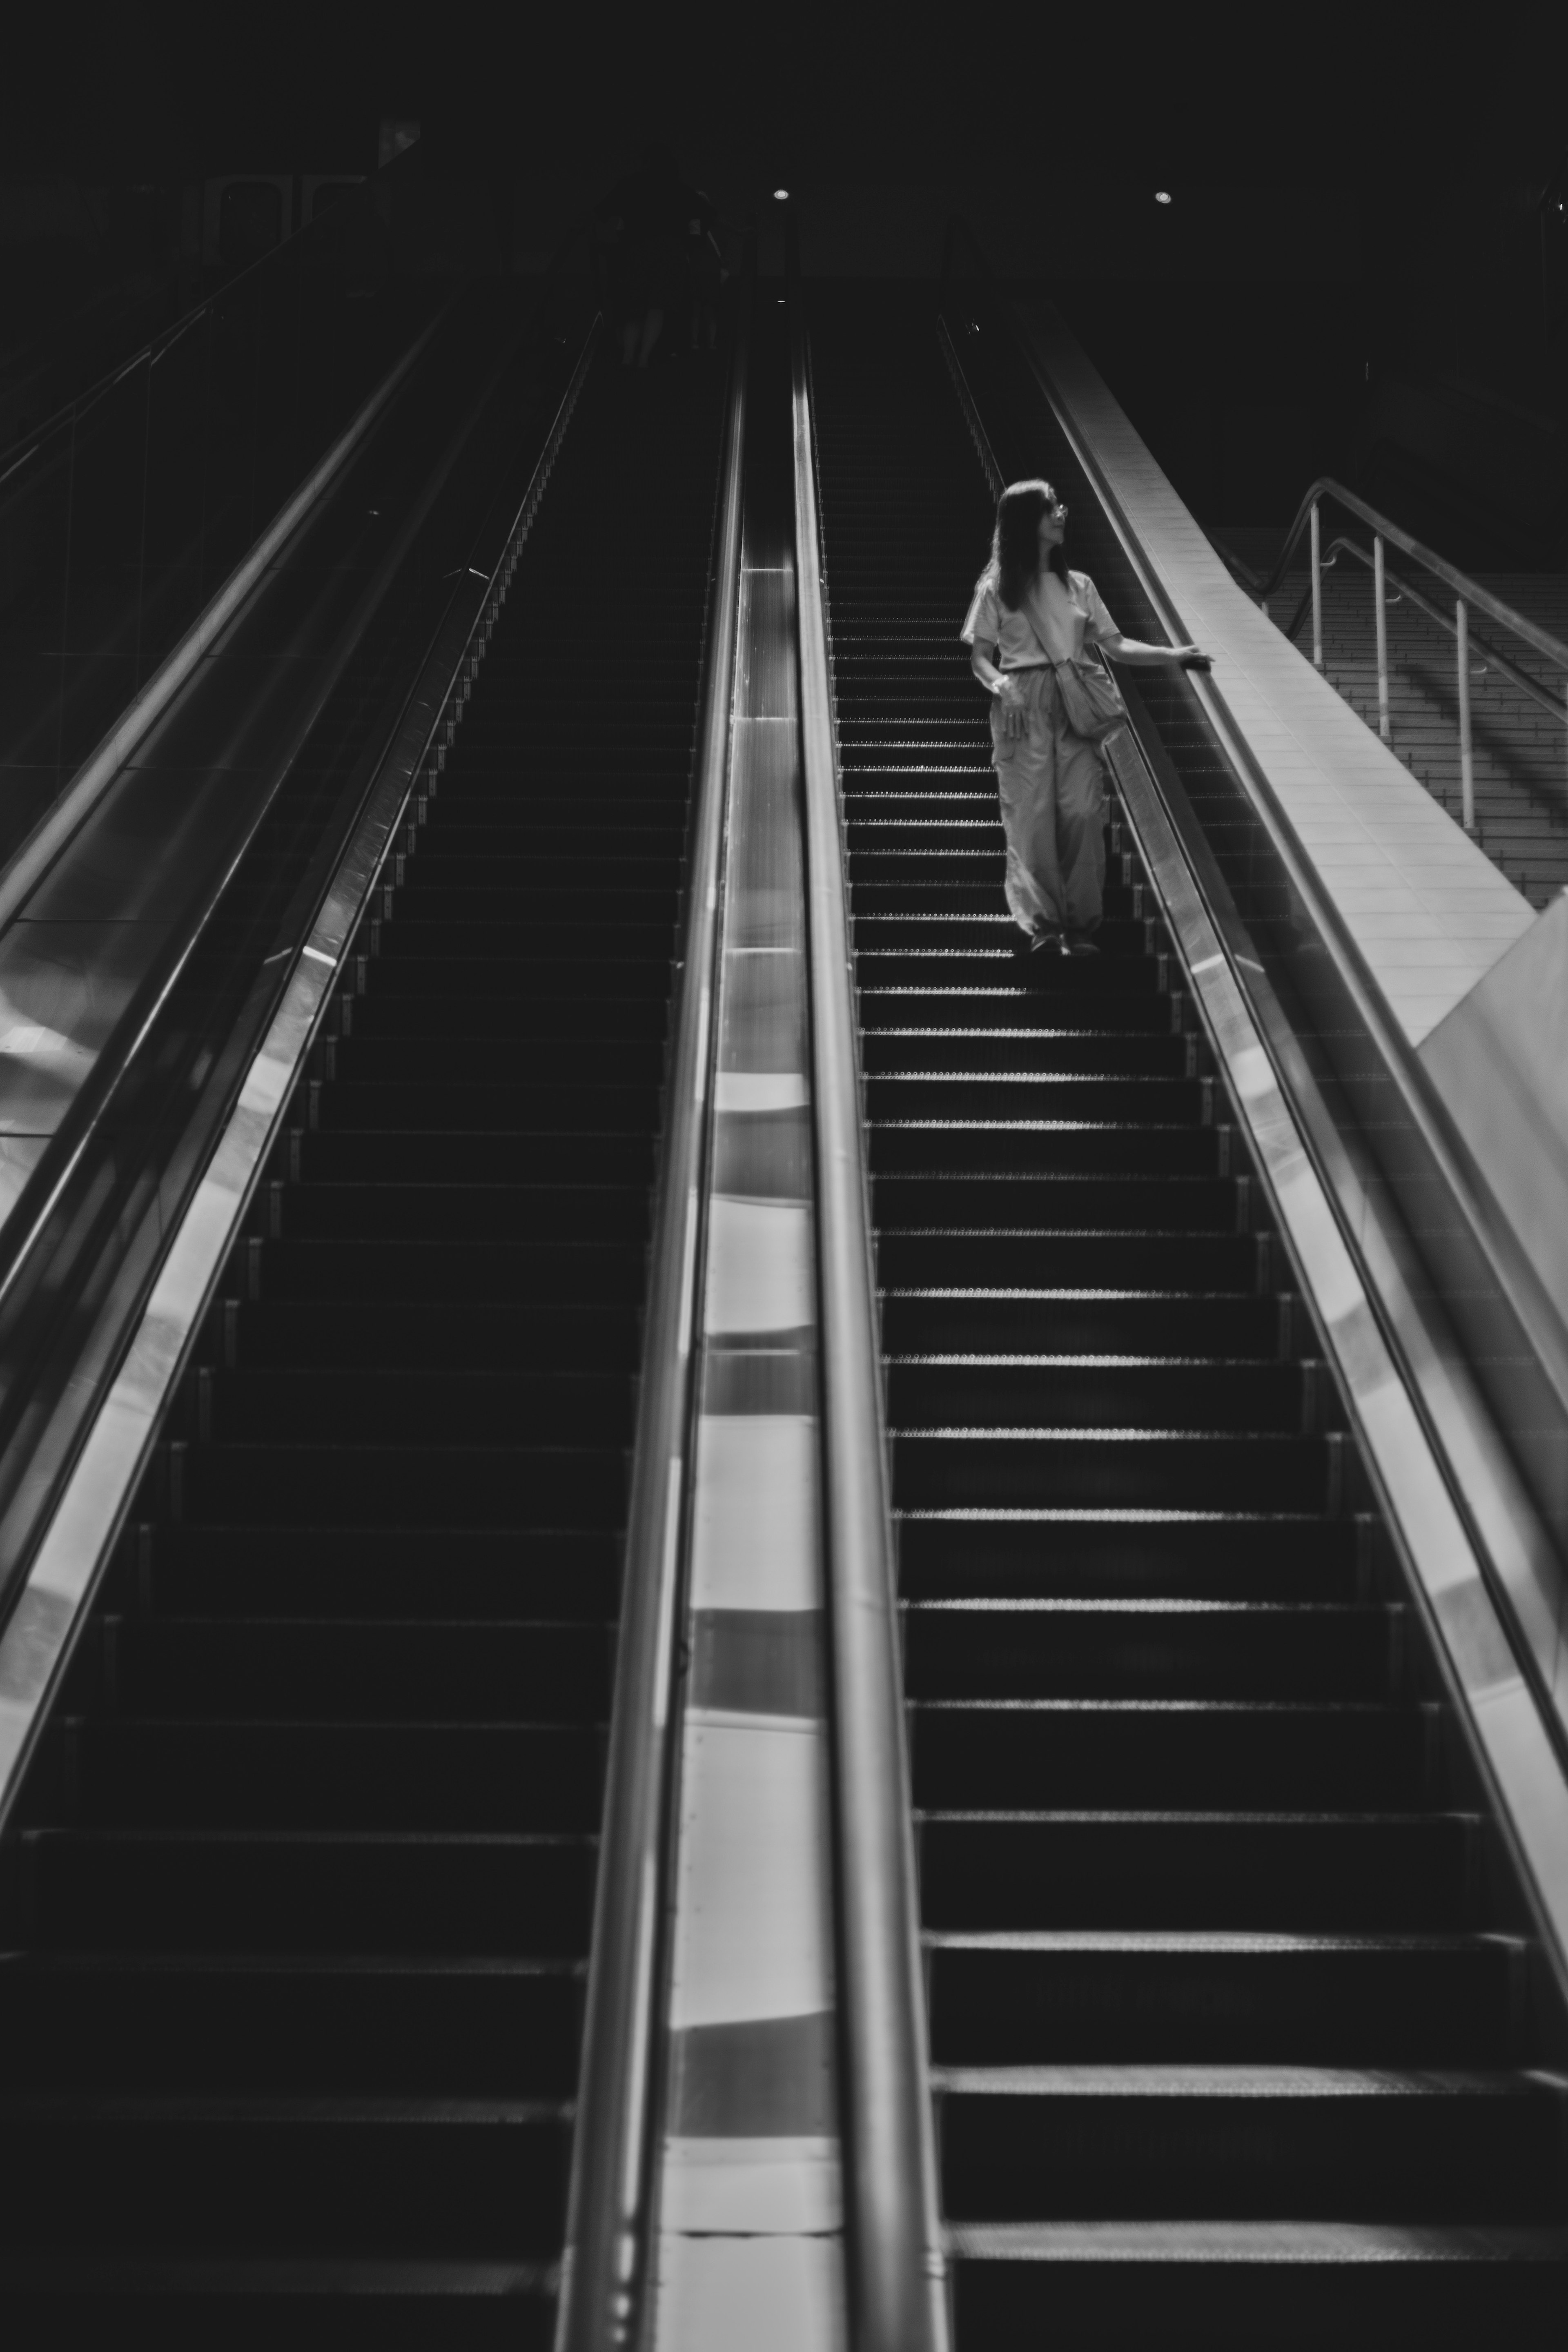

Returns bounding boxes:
[1021,588,1129,744]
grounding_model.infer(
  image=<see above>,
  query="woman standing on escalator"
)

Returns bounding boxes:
[962,478,1208,956]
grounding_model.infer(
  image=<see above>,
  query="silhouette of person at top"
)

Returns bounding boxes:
[596,145,719,369]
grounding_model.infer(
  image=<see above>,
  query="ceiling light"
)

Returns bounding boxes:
[774,188,790,202]
[1155,190,1172,205]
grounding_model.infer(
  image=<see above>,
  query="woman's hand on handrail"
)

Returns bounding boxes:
[1100,633,1212,671]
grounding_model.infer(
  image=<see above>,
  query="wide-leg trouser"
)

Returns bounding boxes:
[989,666,1107,938]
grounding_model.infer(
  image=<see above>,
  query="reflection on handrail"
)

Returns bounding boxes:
[552,283,749,2352]
[792,288,949,2351]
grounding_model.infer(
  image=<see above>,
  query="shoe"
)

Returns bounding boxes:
[1061,935,1100,958]
[1027,930,1063,955]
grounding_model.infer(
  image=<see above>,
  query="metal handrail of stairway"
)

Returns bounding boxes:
[1254,476,1568,675]
[788,255,950,2351]
[1252,477,1568,829]
[552,274,750,2352]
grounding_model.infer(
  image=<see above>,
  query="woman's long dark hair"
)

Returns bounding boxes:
[985,478,1067,610]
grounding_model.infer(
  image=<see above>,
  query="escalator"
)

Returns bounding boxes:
[808,296,1568,2341]
[0,354,725,2341]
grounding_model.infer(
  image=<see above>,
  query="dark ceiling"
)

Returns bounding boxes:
[4,0,1563,207]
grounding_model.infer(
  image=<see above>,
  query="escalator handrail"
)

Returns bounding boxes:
[552,287,750,2352]
[790,301,950,2352]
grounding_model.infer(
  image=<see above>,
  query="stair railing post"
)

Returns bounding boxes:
[1373,532,1391,741]
[1456,597,1477,833]
[1310,498,1324,669]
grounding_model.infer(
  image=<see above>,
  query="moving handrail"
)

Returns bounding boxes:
[790,292,949,2349]
[552,283,749,2352]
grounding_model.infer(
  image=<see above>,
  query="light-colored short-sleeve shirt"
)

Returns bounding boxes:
[961,566,1118,668]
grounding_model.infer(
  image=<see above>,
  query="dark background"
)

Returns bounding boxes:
[3,1,1567,558]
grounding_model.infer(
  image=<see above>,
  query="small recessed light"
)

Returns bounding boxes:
[1155,190,1172,205]
[774,188,790,202]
